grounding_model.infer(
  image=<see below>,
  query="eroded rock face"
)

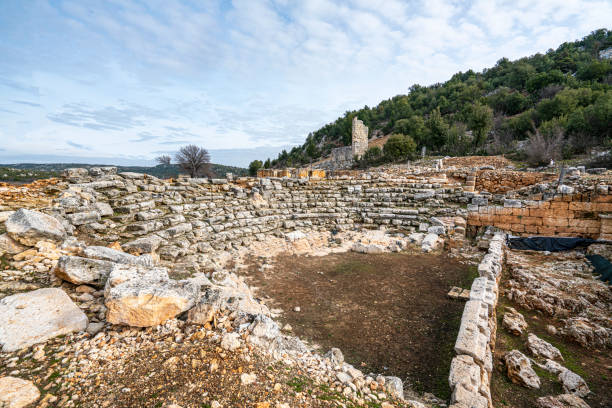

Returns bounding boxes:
[5,208,66,246]
[536,394,590,408]
[527,333,563,360]
[0,288,88,352]
[504,350,540,389]
[0,376,40,408]
[502,307,527,336]
[104,264,199,327]
[54,256,115,287]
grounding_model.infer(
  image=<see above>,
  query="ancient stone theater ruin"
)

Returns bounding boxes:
[0,157,611,408]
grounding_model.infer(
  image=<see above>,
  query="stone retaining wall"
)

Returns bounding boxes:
[449,232,505,408]
[53,167,474,260]
[467,190,612,238]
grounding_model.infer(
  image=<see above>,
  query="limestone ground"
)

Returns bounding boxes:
[245,250,478,401]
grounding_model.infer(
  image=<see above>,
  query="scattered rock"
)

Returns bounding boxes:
[187,285,268,325]
[502,307,527,336]
[83,246,154,266]
[0,288,88,352]
[0,376,40,408]
[54,256,115,287]
[5,208,66,246]
[536,394,590,408]
[0,233,28,256]
[240,372,257,385]
[86,322,105,336]
[220,332,241,351]
[324,348,344,366]
[559,369,589,397]
[504,350,540,389]
[527,333,563,360]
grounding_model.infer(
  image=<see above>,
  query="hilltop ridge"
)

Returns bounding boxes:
[266,29,611,169]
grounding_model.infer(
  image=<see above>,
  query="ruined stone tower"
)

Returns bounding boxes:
[351,117,368,159]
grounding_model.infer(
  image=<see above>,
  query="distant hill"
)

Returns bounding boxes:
[0,163,248,182]
[268,29,611,168]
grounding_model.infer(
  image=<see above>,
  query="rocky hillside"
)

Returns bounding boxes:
[269,29,611,168]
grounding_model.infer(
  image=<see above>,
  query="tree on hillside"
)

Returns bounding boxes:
[175,145,211,178]
[424,108,449,150]
[156,155,172,165]
[465,102,494,146]
[264,159,271,169]
[248,160,263,176]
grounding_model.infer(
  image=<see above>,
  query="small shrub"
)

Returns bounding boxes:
[383,134,417,162]
[525,127,565,166]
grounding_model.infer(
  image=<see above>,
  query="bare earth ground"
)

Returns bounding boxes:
[244,250,478,401]
[492,250,612,408]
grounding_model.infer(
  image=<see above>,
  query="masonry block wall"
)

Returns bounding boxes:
[468,192,612,238]
[55,168,470,261]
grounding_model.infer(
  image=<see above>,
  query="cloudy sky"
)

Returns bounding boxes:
[0,0,610,167]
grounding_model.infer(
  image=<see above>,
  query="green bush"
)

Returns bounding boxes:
[383,134,417,161]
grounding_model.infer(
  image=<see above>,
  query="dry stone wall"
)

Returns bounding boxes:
[449,232,505,408]
[52,167,473,261]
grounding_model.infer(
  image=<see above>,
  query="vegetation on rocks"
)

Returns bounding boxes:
[267,29,612,168]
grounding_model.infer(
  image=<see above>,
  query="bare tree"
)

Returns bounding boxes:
[155,155,172,165]
[525,128,565,167]
[175,145,211,178]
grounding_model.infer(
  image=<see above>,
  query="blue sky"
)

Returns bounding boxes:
[0,0,610,167]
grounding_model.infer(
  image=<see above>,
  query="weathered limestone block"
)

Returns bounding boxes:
[5,209,67,246]
[454,300,490,364]
[536,394,590,408]
[0,288,88,352]
[559,369,589,397]
[351,242,385,254]
[0,376,40,408]
[104,264,198,327]
[527,333,563,360]
[94,202,114,216]
[121,235,164,254]
[0,233,28,257]
[66,211,101,225]
[469,277,497,314]
[187,285,269,325]
[451,384,488,408]
[421,233,442,252]
[502,307,528,336]
[504,350,540,389]
[83,246,154,266]
[54,256,115,287]
[449,354,481,393]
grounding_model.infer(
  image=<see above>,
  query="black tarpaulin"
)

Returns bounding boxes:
[586,254,612,283]
[506,236,597,252]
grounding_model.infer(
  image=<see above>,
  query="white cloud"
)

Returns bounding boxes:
[0,0,608,166]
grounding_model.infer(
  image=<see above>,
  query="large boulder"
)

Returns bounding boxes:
[0,376,40,408]
[0,288,88,352]
[5,209,67,246]
[54,256,115,287]
[504,350,540,389]
[104,264,199,327]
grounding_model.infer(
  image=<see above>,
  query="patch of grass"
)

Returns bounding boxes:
[287,376,310,392]
[330,259,378,276]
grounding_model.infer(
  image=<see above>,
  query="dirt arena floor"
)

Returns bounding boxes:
[245,251,477,400]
